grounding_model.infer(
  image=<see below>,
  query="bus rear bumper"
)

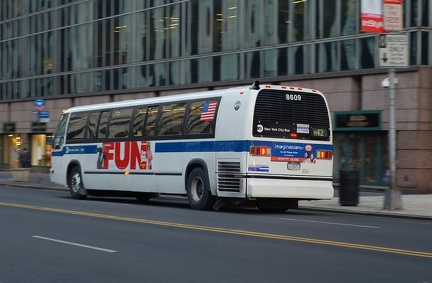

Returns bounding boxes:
[246,178,334,200]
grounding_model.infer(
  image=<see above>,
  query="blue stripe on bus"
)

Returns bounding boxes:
[156,141,250,152]
[156,140,333,154]
[51,141,333,156]
[52,145,98,156]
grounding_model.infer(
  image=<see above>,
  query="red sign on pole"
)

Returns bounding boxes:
[361,0,385,33]
[383,0,403,31]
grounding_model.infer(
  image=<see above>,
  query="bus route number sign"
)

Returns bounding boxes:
[311,127,328,138]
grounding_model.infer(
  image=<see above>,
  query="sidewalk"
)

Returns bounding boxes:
[0,170,431,220]
[299,194,432,220]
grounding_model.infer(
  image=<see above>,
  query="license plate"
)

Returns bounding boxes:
[287,162,300,171]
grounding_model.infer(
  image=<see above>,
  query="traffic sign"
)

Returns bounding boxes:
[383,0,403,32]
[35,99,45,110]
[39,110,50,122]
[378,34,408,68]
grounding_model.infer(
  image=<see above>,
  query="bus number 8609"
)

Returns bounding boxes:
[286,94,301,101]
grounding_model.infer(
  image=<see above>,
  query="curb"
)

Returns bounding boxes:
[0,182,67,192]
[298,206,432,221]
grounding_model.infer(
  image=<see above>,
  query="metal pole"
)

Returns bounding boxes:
[383,68,402,210]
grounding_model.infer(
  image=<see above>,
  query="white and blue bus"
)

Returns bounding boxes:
[50,82,334,212]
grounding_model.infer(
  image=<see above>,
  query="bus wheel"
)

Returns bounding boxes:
[187,167,215,210]
[68,167,87,200]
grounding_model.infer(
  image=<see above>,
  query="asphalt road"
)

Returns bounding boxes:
[1,186,431,283]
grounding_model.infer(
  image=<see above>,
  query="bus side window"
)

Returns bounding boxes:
[96,111,110,139]
[67,112,88,141]
[53,113,69,149]
[186,100,217,135]
[87,112,100,139]
[144,106,158,137]
[109,108,133,139]
[133,107,147,136]
[158,103,186,136]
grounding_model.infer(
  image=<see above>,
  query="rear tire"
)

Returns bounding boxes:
[187,167,215,210]
[68,167,87,200]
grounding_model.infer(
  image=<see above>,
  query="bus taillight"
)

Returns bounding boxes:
[250,146,271,157]
[316,150,332,160]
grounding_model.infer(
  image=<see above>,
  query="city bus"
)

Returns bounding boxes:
[50,81,334,212]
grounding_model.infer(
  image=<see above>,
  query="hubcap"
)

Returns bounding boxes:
[71,172,81,193]
[192,177,203,201]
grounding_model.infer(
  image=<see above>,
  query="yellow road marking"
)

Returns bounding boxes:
[1,201,431,259]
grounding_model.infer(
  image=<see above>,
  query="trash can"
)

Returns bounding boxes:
[339,169,359,206]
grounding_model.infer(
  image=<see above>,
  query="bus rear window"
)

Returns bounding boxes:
[253,89,330,141]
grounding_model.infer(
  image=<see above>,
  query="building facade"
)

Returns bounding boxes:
[0,0,431,193]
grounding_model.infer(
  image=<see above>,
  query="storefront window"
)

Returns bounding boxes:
[2,134,21,169]
[334,132,388,186]
[31,134,52,167]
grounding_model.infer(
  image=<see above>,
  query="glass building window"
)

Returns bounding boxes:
[168,3,181,57]
[323,41,338,72]
[221,0,240,51]
[220,54,239,81]
[359,37,375,69]
[213,55,221,82]
[410,0,419,27]
[421,31,429,65]
[149,6,167,61]
[421,0,429,26]
[323,0,337,38]
[263,49,276,77]
[293,0,305,41]
[341,39,356,71]
[293,45,304,75]
[277,47,289,76]
[264,0,276,46]
[277,0,289,44]
[341,0,357,35]
[247,0,262,48]
[248,51,261,79]
[410,32,418,65]
[213,1,222,52]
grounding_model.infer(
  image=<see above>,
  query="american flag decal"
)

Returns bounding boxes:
[200,101,217,121]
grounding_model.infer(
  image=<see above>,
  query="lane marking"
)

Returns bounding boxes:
[1,202,431,259]
[32,236,117,253]
[279,218,380,229]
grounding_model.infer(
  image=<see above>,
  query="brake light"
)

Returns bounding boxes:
[290,132,298,138]
[316,150,333,160]
[250,146,271,157]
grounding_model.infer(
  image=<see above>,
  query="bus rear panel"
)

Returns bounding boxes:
[247,87,333,200]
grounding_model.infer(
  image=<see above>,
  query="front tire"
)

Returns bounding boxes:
[187,167,215,210]
[68,166,87,200]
